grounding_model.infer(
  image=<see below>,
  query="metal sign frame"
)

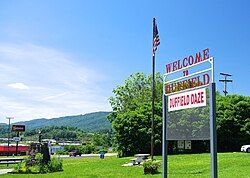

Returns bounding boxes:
[162,56,217,178]
[164,57,214,95]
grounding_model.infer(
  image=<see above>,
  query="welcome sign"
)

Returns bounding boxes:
[162,49,217,178]
[164,48,213,111]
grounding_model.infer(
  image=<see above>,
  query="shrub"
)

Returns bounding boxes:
[142,159,161,174]
[14,154,63,174]
[39,164,49,174]
[56,150,67,155]
[82,144,95,154]
[35,153,43,164]
[98,148,108,154]
[15,162,27,173]
[48,157,63,172]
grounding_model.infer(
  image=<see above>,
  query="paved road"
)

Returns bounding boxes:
[58,153,117,159]
[0,169,14,175]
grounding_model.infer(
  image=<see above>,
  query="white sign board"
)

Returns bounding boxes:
[168,88,206,112]
[13,137,21,142]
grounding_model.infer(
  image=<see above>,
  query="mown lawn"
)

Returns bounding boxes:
[0,152,249,178]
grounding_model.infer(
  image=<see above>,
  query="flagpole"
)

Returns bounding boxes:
[151,18,156,160]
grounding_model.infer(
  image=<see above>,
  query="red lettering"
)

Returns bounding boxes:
[188,55,194,65]
[196,76,201,86]
[195,52,202,63]
[191,94,194,104]
[191,77,197,88]
[203,48,210,60]
[186,95,190,105]
[166,63,171,73]
[197,93,201,103]
[166,48,211,75]
[177,82,182,91]
[177,60,182,70]
[194,93,198,103]
[183,57,188,67]
[203,73,210,85]
[172,83,176,93]
[183,70,189,76]
[175,97,178,107]
[170,83,174,93]
[187,79,192,88]
[173,61,178,71]
[165,84,170,94]
[200,91,204,103]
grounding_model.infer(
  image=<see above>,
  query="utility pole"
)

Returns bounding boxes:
[219,73,233,96]
[6,117,14,156]
[38,130,42,153]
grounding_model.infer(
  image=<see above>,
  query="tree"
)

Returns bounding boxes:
[216,94,250,151]
[108,72,163,157]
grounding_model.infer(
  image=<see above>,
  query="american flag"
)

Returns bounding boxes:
[153,19,160,56]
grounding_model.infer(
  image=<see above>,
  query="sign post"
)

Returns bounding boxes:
[162,49,217,178]
[6,117,14,156]
[210,83,218,178]
[12,125,25,156]
[162,94,167,178]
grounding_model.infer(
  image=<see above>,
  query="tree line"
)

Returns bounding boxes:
[0,125,112,154]
[108,72,250,156]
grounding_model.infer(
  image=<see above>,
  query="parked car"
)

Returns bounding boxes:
[69,150,81,157]
[241,145,250,153]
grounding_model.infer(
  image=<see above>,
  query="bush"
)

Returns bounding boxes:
[98,148,107,154]
[55,150,67,155]
[38,164,49,174]
[142,159,161,174]
[48,157,63,172]
[14,154,63,174]
[15,162,27,173]
[82,144,95,154]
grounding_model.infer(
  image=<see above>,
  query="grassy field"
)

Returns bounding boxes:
[0,152,249,178]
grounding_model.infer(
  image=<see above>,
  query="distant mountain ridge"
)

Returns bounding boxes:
[1,111,111,132]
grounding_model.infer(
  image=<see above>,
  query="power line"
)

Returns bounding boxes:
[219,73,233,96]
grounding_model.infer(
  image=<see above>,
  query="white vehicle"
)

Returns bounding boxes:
[241,145,250,153]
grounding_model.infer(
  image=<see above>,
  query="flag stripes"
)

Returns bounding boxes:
[153,20,160,55]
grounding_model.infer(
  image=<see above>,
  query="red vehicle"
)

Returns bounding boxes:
[0,144,29,155]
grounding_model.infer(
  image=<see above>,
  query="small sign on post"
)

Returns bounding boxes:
[13,137,21,142]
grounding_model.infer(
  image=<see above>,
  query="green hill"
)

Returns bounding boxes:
[0,112,111,133]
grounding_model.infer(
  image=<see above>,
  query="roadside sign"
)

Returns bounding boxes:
[12,125,25,132]
[162,48,217,178]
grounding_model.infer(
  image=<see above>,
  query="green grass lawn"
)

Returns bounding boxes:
[0,152,249,178]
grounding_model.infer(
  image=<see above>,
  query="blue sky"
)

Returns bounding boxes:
[0,0,249,122]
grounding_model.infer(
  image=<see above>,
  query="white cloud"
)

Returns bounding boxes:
[40,92,68,101]
[8,82,29,90]
[0,43,111,122]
